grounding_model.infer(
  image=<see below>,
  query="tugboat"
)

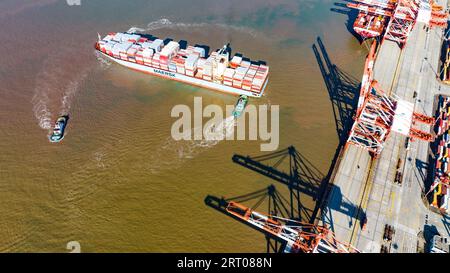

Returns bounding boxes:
[232,95,248,119]
[49,115,69,143]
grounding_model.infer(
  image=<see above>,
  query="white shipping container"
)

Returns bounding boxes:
[197,58,206,69]
[176,66,185,74]
[185,54,199,68]
[235,66,249,76]
[231,55,242,65]
[112,33,123,42]
[224,68,235,79]
[150,39,164,52]
[233,81,242,88]
[141,41,153,49]
[247,69,258,76]
[103,41,116,52]
[117,42,133,53]
[161,41,180,56]
[127,48,137,57]
[217,63,226,77]
[111,46,121,56]
[142,48,154,58]
[234,73,245,80]
[203,61,212,70]
[194,47,206,58]
[123,33,141,42]
[240,61,251,68]
[113,33,140,43]
[103,34,114,42]
[203,68,212,76]
[166,41,180,50]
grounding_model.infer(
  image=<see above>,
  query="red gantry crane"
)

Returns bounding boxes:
[346,0,449,48]
[225,201,360,253]
[346,41,435,156]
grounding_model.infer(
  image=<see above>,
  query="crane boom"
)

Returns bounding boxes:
[225,201,360,253]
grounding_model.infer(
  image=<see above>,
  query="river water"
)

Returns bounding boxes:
[0,0,366,252]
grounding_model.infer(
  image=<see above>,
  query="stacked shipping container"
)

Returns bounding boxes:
[431,95,450,213]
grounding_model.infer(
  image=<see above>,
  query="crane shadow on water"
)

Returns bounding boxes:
[331,1,364,43]
[312,36,368,230]
[313,36,360,143]
[205,145,366,252]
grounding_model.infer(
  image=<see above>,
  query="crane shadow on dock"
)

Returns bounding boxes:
[442,214,450,237]
[415,158,430,186]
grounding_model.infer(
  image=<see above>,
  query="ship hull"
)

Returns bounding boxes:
[99,51,268,98]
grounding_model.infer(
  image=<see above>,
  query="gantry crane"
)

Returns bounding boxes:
[346,0,449,48]
[346,40,435,156]
[224,201,360,253]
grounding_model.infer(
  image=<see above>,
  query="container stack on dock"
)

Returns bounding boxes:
[96,32,269,97]
[441,38,450,84]
[431,95,450,213]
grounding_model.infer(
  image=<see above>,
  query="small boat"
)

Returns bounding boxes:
[49,116,68,143]
[232,95,248,118]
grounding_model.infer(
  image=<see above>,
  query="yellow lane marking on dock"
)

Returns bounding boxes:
[388,41,405,96]
[341,149,364,241]
[388,191,396,218]
[349,158,376,245]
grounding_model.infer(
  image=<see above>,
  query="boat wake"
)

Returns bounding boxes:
[127,18,258,38]
[32,50,94,132]
[148,116,235,174]
[60,71,88,115]
[32,58,62,130]
[33,65,87,131]
[32,84,52,130]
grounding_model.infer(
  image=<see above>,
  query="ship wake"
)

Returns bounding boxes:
[32,50,94,132]
[148,116,235,174]
[127,18,258,38]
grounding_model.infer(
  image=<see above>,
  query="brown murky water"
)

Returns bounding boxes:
[0,0,366,252]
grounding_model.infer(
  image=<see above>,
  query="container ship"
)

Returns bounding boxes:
[95,32,269,98]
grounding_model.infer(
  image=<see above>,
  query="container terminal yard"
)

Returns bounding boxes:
[320,0,450,253]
